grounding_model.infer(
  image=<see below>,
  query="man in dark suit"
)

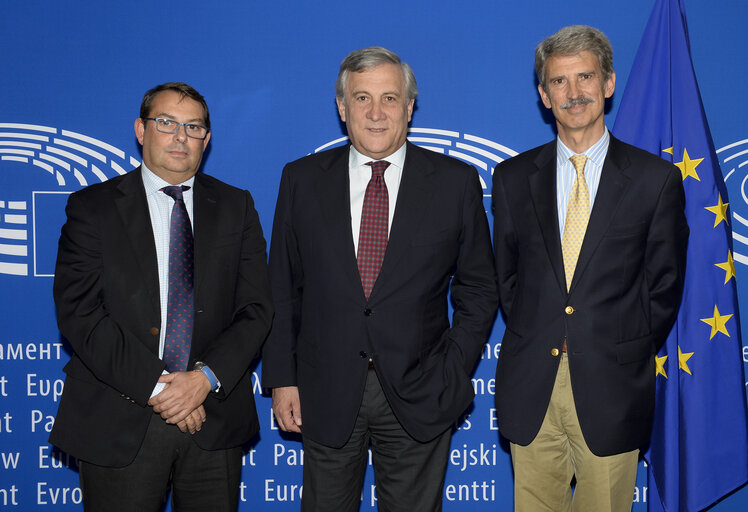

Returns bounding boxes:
[492,26,688,511]
[262,47,497,511]
[51,82,273,511]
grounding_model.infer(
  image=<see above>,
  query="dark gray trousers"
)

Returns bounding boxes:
[79,413,242,512]
[301,368,452,512]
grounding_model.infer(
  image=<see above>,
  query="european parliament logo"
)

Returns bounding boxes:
[315,127,517,206]
[0,123,140,277]
[718,137,748,268]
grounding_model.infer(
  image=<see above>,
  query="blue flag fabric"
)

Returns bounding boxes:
[613,0,748,510]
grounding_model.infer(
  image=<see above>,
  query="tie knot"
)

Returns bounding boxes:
[366,160,390,177]
[161,185,190,202]
[569,155,588,176]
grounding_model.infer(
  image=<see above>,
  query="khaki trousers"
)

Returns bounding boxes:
[510,354,639,512]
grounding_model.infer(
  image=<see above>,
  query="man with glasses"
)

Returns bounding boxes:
[50,82,273,511]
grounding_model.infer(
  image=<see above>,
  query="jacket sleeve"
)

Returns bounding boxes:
[445,166,499,374]
[645,165,689,347]
[492,161,519,320]
[261,165,302,388]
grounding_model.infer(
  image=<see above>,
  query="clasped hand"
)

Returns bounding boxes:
[148,371,211,434]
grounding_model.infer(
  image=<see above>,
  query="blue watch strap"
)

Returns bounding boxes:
[200,365,220,392]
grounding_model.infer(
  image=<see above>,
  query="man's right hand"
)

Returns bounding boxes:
[272,386,302,433]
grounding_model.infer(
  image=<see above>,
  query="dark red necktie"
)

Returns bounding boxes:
[358,160,390,300]
[161,185,194,372]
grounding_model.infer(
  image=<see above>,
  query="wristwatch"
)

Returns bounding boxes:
[193,361,220,392]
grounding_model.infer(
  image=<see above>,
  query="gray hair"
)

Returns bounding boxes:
[535,25,614,91]
[335,46,418,102]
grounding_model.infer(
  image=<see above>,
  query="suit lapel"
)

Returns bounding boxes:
[192,173,218,295]
[529,142,567,294]
[114,168,160,315]
[319,143,437,302]
[372,143,436,301]
[570,136,630,292]
[315,146,363,295]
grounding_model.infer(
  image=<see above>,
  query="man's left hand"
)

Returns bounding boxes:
[176,405,207,434]
[148,371,211,424]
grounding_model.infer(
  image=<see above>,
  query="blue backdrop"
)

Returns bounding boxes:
[1,1,746,510]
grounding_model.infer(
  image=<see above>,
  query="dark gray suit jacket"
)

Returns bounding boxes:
[51,168,273,467]
[262,142,498,447]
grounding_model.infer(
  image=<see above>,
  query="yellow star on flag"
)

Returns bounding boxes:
[673,147,703,182]
[705,193,730,228]
[655,354,668,378]
[678,346,694,375]
[700,305,733,340]
[715,251,736,284]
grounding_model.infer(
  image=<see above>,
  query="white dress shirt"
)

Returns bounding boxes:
[141,164,195,396]
[348,143,406,255]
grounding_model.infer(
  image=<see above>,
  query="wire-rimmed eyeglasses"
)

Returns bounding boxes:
[143,117,209,140]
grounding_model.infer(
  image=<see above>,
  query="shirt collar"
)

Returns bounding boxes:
[557,128,610,166]
[141,162,196,196]
[349,142,407,170]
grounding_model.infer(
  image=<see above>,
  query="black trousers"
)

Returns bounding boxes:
[301,368,452,512]
[78,413,242,512]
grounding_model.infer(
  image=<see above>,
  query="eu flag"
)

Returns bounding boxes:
[613,0,748,510]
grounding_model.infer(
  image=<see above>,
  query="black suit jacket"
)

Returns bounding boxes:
[50,168,273,467]
[262,142,498,446]
[492,135,688,456]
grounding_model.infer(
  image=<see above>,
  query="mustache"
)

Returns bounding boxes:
[560,96,595,109]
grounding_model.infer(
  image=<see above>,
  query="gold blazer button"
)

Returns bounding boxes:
[564,306,574,315]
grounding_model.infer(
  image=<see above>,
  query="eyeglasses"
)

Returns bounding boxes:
[143,117,209,140]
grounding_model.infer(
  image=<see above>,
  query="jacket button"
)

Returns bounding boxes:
[150,327,159,336]
[364,308,372,316]
[565,306,574,315]
[359,351,368,359]
[551,348,560,356]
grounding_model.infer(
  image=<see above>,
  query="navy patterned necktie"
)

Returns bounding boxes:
[358,160,390,300]
[161,185,194,372]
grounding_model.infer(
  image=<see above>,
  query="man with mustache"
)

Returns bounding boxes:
[51,82,273,510]
[492,26,688,511]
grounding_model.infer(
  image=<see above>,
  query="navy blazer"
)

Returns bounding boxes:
[492,135,688,456]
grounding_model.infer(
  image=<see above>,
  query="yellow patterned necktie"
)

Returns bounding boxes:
[562,154,590,291]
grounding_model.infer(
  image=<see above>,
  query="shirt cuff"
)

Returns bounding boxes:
[149,369,169,398]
